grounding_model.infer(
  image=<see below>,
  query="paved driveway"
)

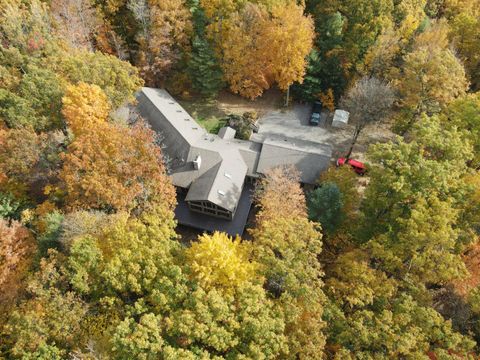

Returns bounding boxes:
[251,103,396,160]
[251,104,350,146]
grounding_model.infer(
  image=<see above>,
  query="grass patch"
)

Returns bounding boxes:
[197,117,227,134]
[178,97,227,134]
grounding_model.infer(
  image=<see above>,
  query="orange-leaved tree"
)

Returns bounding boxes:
[59,83,175,212]
[62,82,110,136]
[59,121,175,212]
[0,218,35,309]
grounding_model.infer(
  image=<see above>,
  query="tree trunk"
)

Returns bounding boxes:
[346,125,361,159]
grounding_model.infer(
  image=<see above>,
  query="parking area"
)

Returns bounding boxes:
[251,104,394,160]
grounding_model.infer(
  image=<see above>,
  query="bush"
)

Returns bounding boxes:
[225,112,256,140]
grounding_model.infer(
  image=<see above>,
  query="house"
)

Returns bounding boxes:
[136,88,332,235]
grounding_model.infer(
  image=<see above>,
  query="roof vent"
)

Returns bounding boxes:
[193,155,202,170]
[192,127,198,130]
[224,172,231,179]
[176,110,182,113]
[184,118,190,121]
[169,101,174,104]
[218,190,225,196]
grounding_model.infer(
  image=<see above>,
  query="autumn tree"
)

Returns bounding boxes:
[59,121,175,212]
[0,0,55,54]
[254,165,307,223]
[260,3,314,92]
[361,115,472,241]
[362,28,402,80]
[443,92,480,168]
[221,2,314,99]
[111,282,287,359]
[49,50,143,108]
[325,250,396,309]
[0,219,35,310]
[0,128,39,190]
[251,166,326,359]
[392,0,427,41]
[186,232,258,292]
[326,292,475,358]
[50,0,101,50]
[62,82,110,135]
[397,48,467,121]
[340,76,395,158]
[448,2,480,90]
[394,24,469,133]
[368,194,468,285]
[359,115,475,290]
[2,251,88,358]
[58,83,175,212]
[0,65,65,131]
[128,0,192,86]
[324,247,475,357]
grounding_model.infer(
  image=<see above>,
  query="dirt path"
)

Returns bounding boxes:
[216,88,284,117]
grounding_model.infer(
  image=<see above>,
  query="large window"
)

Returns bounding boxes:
[187,200,232,220]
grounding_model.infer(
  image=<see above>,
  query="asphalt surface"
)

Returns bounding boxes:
[250,104,344,145]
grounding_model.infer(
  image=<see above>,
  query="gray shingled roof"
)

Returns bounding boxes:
[139,87,206,145]
[256,136,332,184]
[136,88,333,218]
[218,126,236,139]
[175,183,254,236]
[185,147,248,212]
[136,88,255,213]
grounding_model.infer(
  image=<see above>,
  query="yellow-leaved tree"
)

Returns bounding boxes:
[259,2,314,91]
[221,2,314,99]
[448,4,480,90]
[394,22,469,132]
[185,232,258,292]
[62,82,110,136]
[251,166,326,358]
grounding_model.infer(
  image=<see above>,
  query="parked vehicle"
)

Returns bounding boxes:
[309,101,322,126]
[336,157,366,175]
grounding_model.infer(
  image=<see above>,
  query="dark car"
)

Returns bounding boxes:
[336,157,367,175]
[309,101,322,126]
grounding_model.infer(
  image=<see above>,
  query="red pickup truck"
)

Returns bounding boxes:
[336,158,366,175]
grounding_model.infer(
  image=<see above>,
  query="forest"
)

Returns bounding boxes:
[0,0,480,358]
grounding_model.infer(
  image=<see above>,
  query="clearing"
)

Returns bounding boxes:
[177,88,283,134]
[178,88,395,161]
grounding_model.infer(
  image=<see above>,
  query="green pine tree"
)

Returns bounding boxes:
[188,35,223,97]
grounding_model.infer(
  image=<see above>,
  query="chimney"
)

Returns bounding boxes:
[193,155,202,170]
